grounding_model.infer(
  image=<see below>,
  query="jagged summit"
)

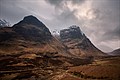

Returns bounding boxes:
[69,25,84,35]
[14,15,46,28]
[60,25,84,40]
[24,15,38,20]
[23,15,42,24]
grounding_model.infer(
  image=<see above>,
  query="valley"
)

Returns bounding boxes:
[0,15,120,80]
[0,52,119,80]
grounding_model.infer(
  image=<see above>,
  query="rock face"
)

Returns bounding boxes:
[60,25,105,57]
[60,26,83,40]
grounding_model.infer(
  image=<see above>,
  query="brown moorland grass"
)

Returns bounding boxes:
[67,57,120,80]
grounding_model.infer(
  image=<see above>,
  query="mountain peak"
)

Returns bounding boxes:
[60,25,104,57]
[12,15,52,42]
[13,15,48,30]
[19,15,43,26]
[60,25,84,40]
[69,25,84,35]
[23,15,39,21]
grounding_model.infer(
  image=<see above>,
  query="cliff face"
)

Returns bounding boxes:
[60,25,105,57]
[60,26,83,40]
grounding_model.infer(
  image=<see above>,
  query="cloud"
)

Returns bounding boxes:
[0,0,30,24]
[103,26,120,41]
[73,0,120,52]
[46,0,85,6]
[0,0,119,52]
[46,0,64,6]
[0,0,55,25]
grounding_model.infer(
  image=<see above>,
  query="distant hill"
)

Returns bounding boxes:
[109,48,120,56]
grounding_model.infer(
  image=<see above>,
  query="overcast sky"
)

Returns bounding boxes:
[0,0,120,52]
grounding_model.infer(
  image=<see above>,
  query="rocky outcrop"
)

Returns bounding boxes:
[60,25,83,40]
[60,25,105,57]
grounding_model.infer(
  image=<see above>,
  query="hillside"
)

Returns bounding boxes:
[0,15,117,80]
[0,15,70,56]
[60,25,105,57]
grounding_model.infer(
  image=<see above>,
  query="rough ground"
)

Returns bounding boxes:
[51,56,120,80]
[0,51,93,80]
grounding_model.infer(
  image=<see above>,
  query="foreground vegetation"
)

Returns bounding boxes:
[0,52,120,80]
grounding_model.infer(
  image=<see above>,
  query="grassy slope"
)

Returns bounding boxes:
[54,56,120,80]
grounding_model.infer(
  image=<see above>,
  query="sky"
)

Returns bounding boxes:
[0,0,120,52]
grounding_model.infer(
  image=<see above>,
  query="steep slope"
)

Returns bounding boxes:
[0,15,69,56]
[60,25,105,57]
[0,15,52,42]
[12,15,52,42]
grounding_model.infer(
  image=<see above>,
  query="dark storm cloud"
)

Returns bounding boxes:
[45,0,86,30]
[46,0,85,6]
[45,0,63,6]
[45,0,86,12]
[103,26,120,41]
[71,0,85,5]
[51,0,120,52]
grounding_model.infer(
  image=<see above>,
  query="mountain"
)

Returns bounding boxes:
[109,48,120,56]
[1,15,116,80]
[60,25,105,57]
[12,15,53,42]
[0,15,69,56]
[0,16,105,57]
[0,15,52,42]
[0,15,106,57]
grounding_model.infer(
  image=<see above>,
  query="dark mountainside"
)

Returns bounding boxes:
[0,15,69,55]
[12,15,53,42]
[1,15,119,80]
[0,15,52,42]
[60,25,105,57]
